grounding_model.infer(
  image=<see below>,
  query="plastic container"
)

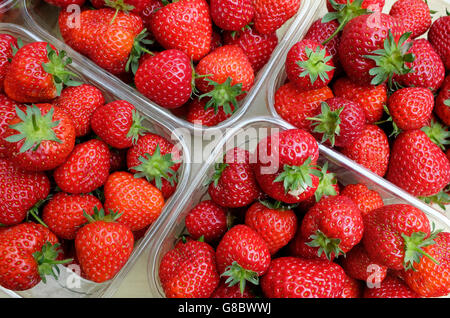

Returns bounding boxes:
[20,0,322,133]
[146,116,450,298]
[266,0,450,216]
[0,23,191,298]
[0,0,20,23]
[0,0,18,13]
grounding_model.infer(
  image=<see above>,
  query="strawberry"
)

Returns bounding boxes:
[389,0,431,39]
[0,34,17,93]
[44,0,86,7]
[53,139,111,194]
[244,200,298,255]
[363,275,420,298]
[103,171,164,231]
[92,0,157,16]
[127,133,181,199]
[0,94,22,158]
[428,13,450,71]
[52,84,105,137]
[210,279,254,298]
[134,50,193,109]
[261,257,346,298]
[274,83,334,130]
[208,147,261,208]
[340,183,383,216]
[210,0,254,31]
[159,238,219,298]
[185,97,233,127]
[326,0,385,12]
[42,192,103,240]
[386,129,450,197]
[253,129,320,204]
[300,195,364,260]
[339,275,363,298]
[210,30,223,52]
[285,40,335,92]
[185,200,228,243]
[3,103,76,172]
[289,230,335,261]
[435,75,450,126]
[90,100,147,149]
[150,0,212,61]
[0,158,50,225]
[252,0,301,35]
[332,77,386,124]
[215,224,271,293]
[109,148,127,172]
[75,208,134,283]
[404,231,450,297]
[4,42,80,103]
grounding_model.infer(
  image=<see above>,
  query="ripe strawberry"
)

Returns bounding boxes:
[340,124,389,177]
[404,231,449,297]
[308,97,366,148]
[3,103,76,172]
[332,77,386,124]
[261,257,346,298]
[210,279,254,298]
[0,34,17,93]
[389,0,431,39]
[289,230,334,261]
[103,171,165,231]
[52,84,105,137]
[339,275,363,298]
[435,75,450,126]
[44,0,85,7]
[134,50,193,109]
[186,97,233,127]
[159,239,220,298]
[223,27,278,73]
[274,83,334,130]
[150,0,212,61]
[42,192,103,240]
[386,129,450,197]
[208,147,261,208]
[363,275,420,298]
[53,139,111,194]
[0,158,50,225]
[91,100,147,149]
[252,0,301,35]
[0,94,22,158]
[210,0,254,31]
[75,208,134,283]
[326,0,385,12]
[185,200,228,243]
[428,13,450,71]
[340,183,383,216]
[300,195,364,260]
[253,129,320,204]
[4,42,80,103]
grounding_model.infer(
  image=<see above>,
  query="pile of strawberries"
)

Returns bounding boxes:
[42,0,303,126]
[273,0,450,208]
[159,128,449,298]
[0,35,182,291]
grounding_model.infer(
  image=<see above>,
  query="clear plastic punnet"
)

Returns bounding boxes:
[0,23,191,298]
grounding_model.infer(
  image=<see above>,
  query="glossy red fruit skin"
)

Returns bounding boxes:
[0,34,17,93]
[340,124,390,177]
[0,158,50,225]
[210,279,254,298]
[210,0,254,31]
[135,50,193,109]
[428,15,450,71]
[186,97,233,127]
[363,275,420,298]
[159,239,220,298]
[389,0,431,39]
[53,84,105,137]
[0,94,22,158]
[326,0,385,12]
[53,139,111,194]
[253,0,301,35]
[261,256,346,298]
[386,130,450,197]
[185,200,227,243]
[339,275,363,298]
[340,183,384,216]
[340,244,387,283]
[42,192,103,240]
[435,75,450,126]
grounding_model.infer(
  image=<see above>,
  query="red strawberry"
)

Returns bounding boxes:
[53,139,111,194]
[0,158,50,225]
[428,14,450,71]
[389,0,431,39]
[210,0,254,31]
[435,75,450,126]
[44,0,86,7]
[159,239,220,298]
[285,40,335,92]
[75,209,134,283]
[252,0,301,35]
[340,244,387,283]
[42,192,103,240]
[0,94,22,158]
[210,279,254,298]
[91,0,157,16]
[326,0,385,12]
[274,83,334,130]
[90,100,147,149]
[185,200,228,243]
[339,275,363,298]
[185,97,233,127]
[261,257,346,298]
[363,275,420,298]
[0,34,17,93]
[52,84,105,137]
[210,30,223,52]
[340,183,383,216]
[150,0,212,61]
[3,103,76,172]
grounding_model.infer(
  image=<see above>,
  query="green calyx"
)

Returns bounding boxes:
[314,162,338,202]
[296,46,335,85]
[306,229,345,261]
[209,162,229,187]
[375,104,401,137]
[126,110,148,145]
[5,105,62,153]
[307,102,344,147]
[131,144,178,190]
[364,31,415,87]
[126,28,154,75]
[9,38,23,60]
[105,0,135,13]
[419,189,450,211]
[199,77,244,115]
[421,120,450,150]
[26,195,53,228]
[402,226,442,271]
[83,206,122,224]
[444,99,450,106]
[41,44,82,96]
[221,261,259,296]
[32,242,73,284]
[259,199,298,211]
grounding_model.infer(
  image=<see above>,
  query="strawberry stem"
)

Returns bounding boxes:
[313,162,338,202]
[199,77,244,115]
[296,45,335,85]
[33,242,73,283]
[306,229,345,260]
[401,229,442,271]
[221,261,259,296]
[421,120,450,150]
[126,29,154,74]
[126,110,148,144]
[307,102,344,147]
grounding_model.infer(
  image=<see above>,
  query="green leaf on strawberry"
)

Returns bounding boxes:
[126,29,154,75]
[402,227,442,271]
[307,102,344,146]
[126,109,149,144]
[306,229,345,261]
[32,242,73,283]
[313,162,338,202]
[296,46,335,85]
[421,120,450,150]
[444,99,450,106]
[221,261,259,296]
[199,77,244,115]
[419,190,450,211]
